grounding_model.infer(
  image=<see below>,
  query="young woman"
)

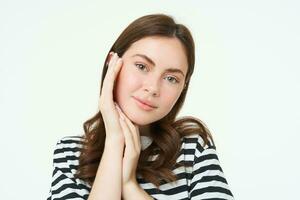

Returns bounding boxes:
[47,14,234,200]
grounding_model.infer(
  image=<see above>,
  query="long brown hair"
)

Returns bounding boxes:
[75,14,214,188]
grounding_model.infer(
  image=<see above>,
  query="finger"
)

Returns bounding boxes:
[106,52,117,72]
[115,103,124,120]
[108,53,122,76]
[115,104,140,151]
[106,52,114,66]
[104,53,120,87]
[119,116,135,154]
[109,58,122,90]
[115,103,135,133]
[103,52,115,82]
[124,116,141,151]
[101,54,123,103]
[116,106,141,151]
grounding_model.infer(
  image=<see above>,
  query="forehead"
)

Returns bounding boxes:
[123,36,188,75]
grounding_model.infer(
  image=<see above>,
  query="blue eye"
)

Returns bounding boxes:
[165,76,179,84]
[135,63,147,71]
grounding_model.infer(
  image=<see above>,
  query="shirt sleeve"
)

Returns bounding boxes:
[47,137,91,200]
[189,136,234,200]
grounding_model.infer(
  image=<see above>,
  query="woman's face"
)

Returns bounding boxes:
[114,36,188,125]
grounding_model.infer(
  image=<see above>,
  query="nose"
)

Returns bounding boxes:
[143,77,160,97]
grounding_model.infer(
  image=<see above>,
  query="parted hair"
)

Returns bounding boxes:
[75,13,214,187]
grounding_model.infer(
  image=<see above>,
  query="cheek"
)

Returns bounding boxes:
[114,66,141,99]
[160,88,182,110]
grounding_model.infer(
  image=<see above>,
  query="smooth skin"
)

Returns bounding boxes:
[88,52,153,200]
[114,36,188,126]
[88,36,188,200]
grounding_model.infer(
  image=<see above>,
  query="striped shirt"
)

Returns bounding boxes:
[47,134,234,200]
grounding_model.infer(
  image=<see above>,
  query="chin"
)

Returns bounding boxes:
[127,116,153,126]
[124,112,159,126]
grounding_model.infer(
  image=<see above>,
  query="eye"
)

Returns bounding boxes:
[135,63,148,71]
[164,76,179,84]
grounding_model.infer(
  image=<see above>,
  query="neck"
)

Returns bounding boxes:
[139,125,151,137]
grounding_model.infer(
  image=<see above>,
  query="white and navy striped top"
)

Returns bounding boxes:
[47,134,234,200]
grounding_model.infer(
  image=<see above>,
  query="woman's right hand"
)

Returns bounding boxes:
[98,52,124,142]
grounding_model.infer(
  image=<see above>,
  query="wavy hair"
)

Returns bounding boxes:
[75,14,214,188]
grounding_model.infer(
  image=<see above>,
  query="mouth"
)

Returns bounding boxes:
[132,96,157,111]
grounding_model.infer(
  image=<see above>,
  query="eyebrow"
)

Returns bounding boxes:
[132,54,186,77]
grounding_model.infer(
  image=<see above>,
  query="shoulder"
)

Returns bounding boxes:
[52,135,84,169]
[54,135,84,148]
[181,133,214,150]
[175,133,215,165]
[174,116,214,149]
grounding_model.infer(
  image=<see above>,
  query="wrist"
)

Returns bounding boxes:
[122,181,139,198]
[105,134,124,146]
[122,181,153,200]
[104,135,124,155]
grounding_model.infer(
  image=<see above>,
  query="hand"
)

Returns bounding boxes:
[115,104,141,186]
[99,52,124,141]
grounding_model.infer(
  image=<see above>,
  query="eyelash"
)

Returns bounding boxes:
[135,63,147,71]
[135,63,180,84]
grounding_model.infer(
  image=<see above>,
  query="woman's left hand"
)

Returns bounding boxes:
[115,104,141,186]
[116,104,155,200]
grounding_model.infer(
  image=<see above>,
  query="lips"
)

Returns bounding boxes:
[132,96,157,110]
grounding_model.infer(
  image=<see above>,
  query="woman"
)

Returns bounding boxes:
[47,14,234,200]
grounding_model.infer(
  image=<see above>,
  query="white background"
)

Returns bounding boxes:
[1,0,299,199]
